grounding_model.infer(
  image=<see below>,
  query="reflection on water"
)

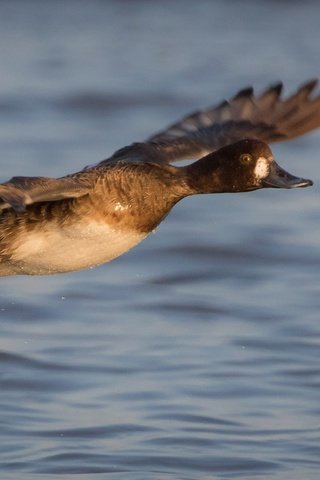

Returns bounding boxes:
[1,0,320,479]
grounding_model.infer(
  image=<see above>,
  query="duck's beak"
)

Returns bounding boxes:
[262,162,313,189]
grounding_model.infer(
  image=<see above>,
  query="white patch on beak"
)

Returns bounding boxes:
[254,157,270,179]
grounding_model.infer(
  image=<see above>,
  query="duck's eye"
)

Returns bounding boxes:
[240,153,253,165]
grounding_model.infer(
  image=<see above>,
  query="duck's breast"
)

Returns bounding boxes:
[4,220,148,275]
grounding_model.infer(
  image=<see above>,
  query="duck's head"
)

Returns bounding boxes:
[187,139,313,194]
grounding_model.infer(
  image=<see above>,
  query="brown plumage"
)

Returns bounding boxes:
[0,81,317,276]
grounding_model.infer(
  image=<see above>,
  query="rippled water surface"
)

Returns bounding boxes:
[1,1,320,479]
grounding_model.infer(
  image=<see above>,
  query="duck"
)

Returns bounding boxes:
[0,80,318,276]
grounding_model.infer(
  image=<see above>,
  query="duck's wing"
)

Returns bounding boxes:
[0,175,94,212]
[109,80,320,164]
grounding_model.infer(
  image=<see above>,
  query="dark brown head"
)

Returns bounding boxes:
[186,139,313,194]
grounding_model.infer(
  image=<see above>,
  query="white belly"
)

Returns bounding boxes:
[7,221,148,275]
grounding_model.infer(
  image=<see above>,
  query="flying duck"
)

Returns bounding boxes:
[0,80,318,276]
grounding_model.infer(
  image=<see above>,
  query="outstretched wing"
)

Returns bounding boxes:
[110,79,320,164]
[2,80,319,212]
[0,174,94,212]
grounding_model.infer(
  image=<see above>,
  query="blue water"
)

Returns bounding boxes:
[1,1,320,478]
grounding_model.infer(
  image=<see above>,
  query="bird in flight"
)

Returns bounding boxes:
[0,80,318,276]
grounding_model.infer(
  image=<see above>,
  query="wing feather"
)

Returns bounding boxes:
[137,79,320,163]
[0,175,93,212]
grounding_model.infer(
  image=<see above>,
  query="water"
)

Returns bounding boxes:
[0,1,320,478]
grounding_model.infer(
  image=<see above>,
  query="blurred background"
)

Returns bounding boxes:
[0,1,320,479]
